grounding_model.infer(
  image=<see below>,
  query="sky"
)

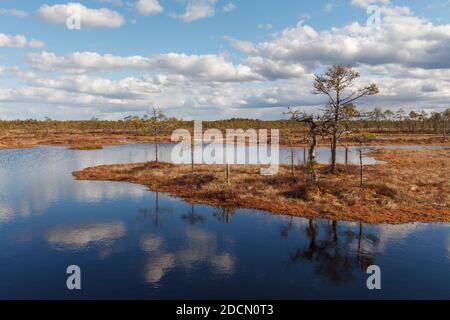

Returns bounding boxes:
[0,0,449,120]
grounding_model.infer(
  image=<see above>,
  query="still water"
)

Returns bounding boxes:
[0,144,449,299]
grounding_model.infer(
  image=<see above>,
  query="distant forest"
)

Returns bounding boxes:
[1,107,449,136]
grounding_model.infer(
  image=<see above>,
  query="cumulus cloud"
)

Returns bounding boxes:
[26,51,151,72]
[26,51,261,82]
[172,0,217,22]
[246,7,450,71]
[135,0,163,16]
[243,56,307,80]
[0,34,44,48]
[38,2,124,29]
[22,73,163,99]
[152,53,260,82]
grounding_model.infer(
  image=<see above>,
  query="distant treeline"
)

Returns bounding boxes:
[0,107,449,135]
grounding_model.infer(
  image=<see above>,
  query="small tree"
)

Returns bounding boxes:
[368,107,385,132]
[395,108,406,132]
[340,103,360,163]
[430,112,442,134]
[409,111,420,132]
[351,132,376,188]
[314,64,378,173]
[419,110,429,132]
[150,106,166,163]
[384,109,394,133]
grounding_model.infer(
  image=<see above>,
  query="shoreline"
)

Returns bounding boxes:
[72,148,450,225]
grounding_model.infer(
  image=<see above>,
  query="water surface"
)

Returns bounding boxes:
[0,144,449,299]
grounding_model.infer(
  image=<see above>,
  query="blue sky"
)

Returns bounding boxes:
[0,0,449,120]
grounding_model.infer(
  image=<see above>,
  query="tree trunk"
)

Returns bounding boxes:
[290,149,294,180]
[289,140,295,181]
[330,104,339,173]
[308,131,318,183]
[359,142,364,188]
[226,163,230,185]
[331,126,337,173]
[154,122,158,163]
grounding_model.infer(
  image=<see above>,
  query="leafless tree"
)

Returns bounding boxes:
[150,106,166,163]
[351,133,376,188]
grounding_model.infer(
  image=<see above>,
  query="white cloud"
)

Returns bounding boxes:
[28,39,45,48]
[244,56,307,80]
[224,36,255,53]
[3,2,450,120]
[135,0,163,16]
[26,51,261,82]
[38,2,124,29]
[223,2,236,13]
[0,34,44,48]
[151,53,260,82]
[0,8,29,18]
[22,73,163,99]
[172,0,217,22]
[3,63,450,120]
[248,8,450,71]
[26,51,151,72]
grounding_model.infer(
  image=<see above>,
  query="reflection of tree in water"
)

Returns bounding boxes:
[181,204,205,225]
[212,207,235,224]
[353,222,380,270]
[137,192,174,229]
[289,219,379,285]
[280,216,294,239]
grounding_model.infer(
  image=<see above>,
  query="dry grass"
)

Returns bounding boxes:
[73,148,450,224]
